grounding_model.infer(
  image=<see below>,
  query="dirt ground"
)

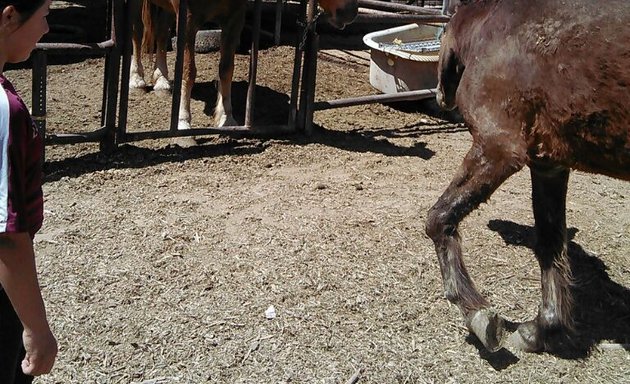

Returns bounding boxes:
[4,1,629,383]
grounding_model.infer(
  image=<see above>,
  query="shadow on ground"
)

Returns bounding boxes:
[487,219,630,357]
[43,139,267,183]
[194,79,460,159]
[45,76,463,181]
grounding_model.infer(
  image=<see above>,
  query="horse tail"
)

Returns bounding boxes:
[140,0,154,54]
[141,0,173,54]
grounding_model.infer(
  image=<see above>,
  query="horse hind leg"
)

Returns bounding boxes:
[214,9,246,127]
[129,0,147,89]
[509,166,573,352]
[152,10,173,93]
[168,4,206,132]
[130,35,147,89]
[426,141,526,352]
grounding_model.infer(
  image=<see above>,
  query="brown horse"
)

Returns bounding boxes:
[129,0,358,130]
[427,0,629,352]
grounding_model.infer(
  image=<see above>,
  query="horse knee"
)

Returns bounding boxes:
[426,206,458,303]
[425,204,452,242]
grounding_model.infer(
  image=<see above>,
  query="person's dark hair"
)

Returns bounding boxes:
[0,0,46,22]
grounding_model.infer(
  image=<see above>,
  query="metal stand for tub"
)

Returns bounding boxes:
[296,0,451,133]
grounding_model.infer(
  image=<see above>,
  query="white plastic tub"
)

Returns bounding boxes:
[363,23,443,93]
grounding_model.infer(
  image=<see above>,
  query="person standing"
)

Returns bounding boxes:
[0,0,58,382]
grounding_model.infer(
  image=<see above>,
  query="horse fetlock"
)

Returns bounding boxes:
[467,308,506,352]
[539,305,563,330]
[540,271,575,331]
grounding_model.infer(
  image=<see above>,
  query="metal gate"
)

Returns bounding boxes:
[32,0,451,154]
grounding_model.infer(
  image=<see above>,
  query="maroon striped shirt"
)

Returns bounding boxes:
[0,75,44,239]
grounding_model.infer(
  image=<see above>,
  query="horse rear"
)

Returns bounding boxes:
[428,0,629,352]
[129,0,247,129]
[129,0,174,92]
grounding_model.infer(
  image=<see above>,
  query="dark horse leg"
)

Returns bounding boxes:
[426,141,526,352]
[510,166,573,352]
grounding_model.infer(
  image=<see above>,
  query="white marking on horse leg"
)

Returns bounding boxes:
[214,87,237,127]
[541,273,560,325]
[177,78,193,130]
[129,51,146,89]
[152,48,171,92]
[214,73,237,127]
[539,249,572,330]
[129,16,146,90]
[177,119,192,131]
[153,70,171,92]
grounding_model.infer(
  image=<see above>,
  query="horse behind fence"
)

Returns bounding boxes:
[129,0,358,130]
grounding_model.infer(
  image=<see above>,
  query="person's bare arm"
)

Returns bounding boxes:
[0,232,57,376]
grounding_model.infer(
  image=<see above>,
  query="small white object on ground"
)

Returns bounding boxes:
[265,305,276,320]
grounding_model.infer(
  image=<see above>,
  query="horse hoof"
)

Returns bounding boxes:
[507,321,543,352]
[173,136,197,148]
[468,309,506,352]
[177,120,192,131]
[129,77,147,90]
[215,115,238,128]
